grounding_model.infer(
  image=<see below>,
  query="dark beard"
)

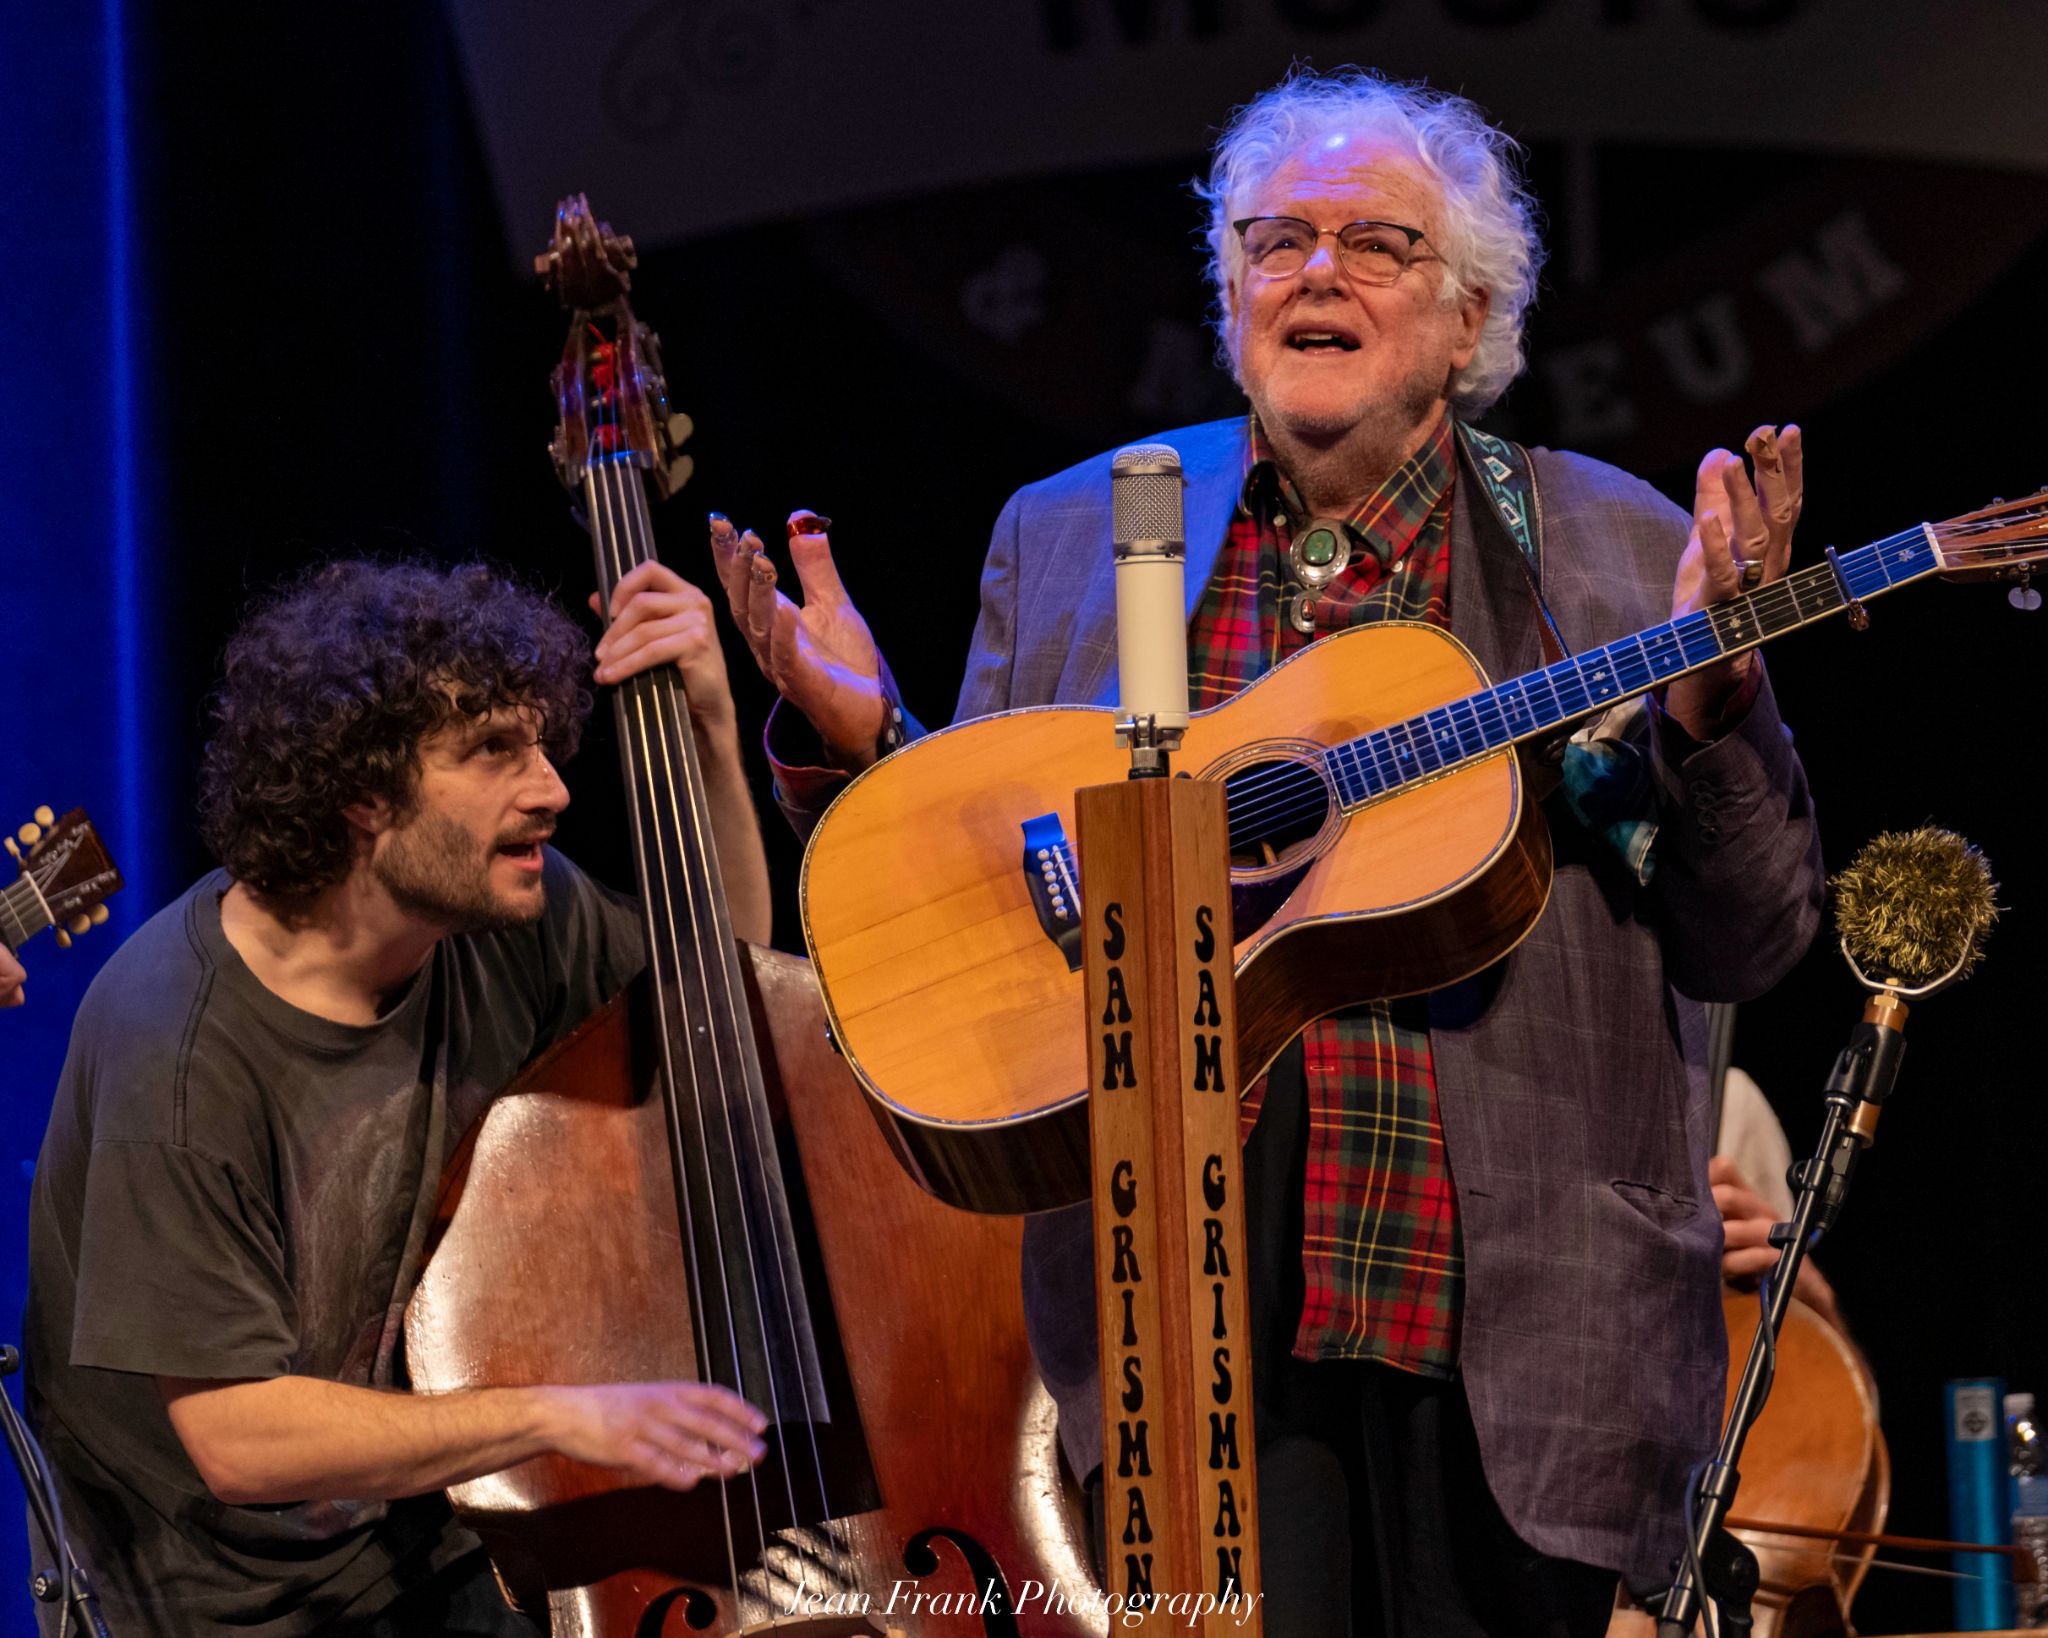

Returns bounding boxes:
[372,807,542,935]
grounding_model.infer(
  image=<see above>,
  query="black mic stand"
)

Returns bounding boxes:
[1656,983,1912,1636]
[0,1346,112,1637]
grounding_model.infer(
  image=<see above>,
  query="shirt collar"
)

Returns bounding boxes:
[1239,411,1458,560]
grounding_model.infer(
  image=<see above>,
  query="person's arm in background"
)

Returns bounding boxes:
[1712,1154,1845,1336]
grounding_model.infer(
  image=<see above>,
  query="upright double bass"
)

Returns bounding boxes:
[405,200,1098,1636]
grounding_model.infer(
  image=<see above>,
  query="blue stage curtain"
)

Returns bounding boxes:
[1,0,163,1624]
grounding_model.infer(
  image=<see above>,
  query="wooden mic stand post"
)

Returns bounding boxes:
[1077,772,1263,1634]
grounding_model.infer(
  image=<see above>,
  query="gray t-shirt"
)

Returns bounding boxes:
[23,850,642,1635]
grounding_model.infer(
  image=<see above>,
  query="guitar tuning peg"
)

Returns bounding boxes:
[2011,585,2042,611]
[17,822,42,846]
[68,915,90,936]
[665,454,696,493]
[89,904,109,925]
[3,836,19,862]
[666,412,694,447]
[53,928,71,950]
[33,806,53,826]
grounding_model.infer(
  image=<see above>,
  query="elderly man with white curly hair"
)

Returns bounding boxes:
[717,65,1824,1638]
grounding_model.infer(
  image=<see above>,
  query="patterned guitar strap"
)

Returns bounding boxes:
[1457,421,1660,885]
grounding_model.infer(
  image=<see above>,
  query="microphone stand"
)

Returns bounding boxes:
[0,1346,113,1636]
[1657,980,1914,1636]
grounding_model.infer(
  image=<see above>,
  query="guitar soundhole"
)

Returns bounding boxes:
[1220,756,1331,870]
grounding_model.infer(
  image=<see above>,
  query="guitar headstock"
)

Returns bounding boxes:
[538,194,694,500]
[3,807,123,953]
[1931,490,2048,601]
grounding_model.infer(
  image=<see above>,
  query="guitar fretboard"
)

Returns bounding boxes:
[1319,525,1938,809]
[1,875,50,952]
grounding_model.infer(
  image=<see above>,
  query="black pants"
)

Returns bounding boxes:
[1092,1044,1616,1638]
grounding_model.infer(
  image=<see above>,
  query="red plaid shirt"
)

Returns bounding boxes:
[1189,413,1464,1372]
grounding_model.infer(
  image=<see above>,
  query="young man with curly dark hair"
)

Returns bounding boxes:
[24,556,772,1637]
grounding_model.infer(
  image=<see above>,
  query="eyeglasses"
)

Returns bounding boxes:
[1233,217,1436,284]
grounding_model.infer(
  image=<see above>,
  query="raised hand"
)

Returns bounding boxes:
[1665,424,1803,740]
[709,512,887,771]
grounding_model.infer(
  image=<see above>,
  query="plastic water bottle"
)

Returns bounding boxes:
[2009,1393,2048,1626]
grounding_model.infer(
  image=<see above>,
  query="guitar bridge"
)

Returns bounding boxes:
[1020,814,1083,972]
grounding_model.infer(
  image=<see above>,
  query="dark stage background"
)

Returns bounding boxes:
[5,2,2046,1632]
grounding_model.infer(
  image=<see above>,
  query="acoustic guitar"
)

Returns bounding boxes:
[2,806,120,957]
[799,495,2048,1214]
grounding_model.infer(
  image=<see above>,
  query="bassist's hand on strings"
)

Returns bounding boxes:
[1664,423,1804,742]
[589,558,775,944]
[545,1380,771,1493]
[708,511,887,773]
[590,561,742,744]
[0,946,23,1008]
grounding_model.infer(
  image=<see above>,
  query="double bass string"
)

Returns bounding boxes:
[582,447,754,1603]
[589,458,768,1592]
[587,390,846,1612]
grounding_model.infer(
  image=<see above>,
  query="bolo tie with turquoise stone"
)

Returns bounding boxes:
[1283,514,1383,634]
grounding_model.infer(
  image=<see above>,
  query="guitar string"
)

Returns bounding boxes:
[1211,530,1937,846]
[1222,518,1973,843]
[0,877,39,946]
[1220,528,1925,831]
[1212,569,1827,835]
[598,452,842,1609]
[588,341,841,1609]
[1211,575,1820,839]
[9,852,61,939]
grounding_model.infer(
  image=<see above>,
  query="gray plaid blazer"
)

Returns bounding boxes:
[954,417,1823,1583]
[774,416,1822,1580]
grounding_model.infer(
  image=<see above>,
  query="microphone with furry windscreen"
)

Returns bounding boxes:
[1659,827,2001,1638]
[1833,824,1999,994]
[1805,827,1998,1234]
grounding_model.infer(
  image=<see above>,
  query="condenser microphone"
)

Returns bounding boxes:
[1111,443,1189,774]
